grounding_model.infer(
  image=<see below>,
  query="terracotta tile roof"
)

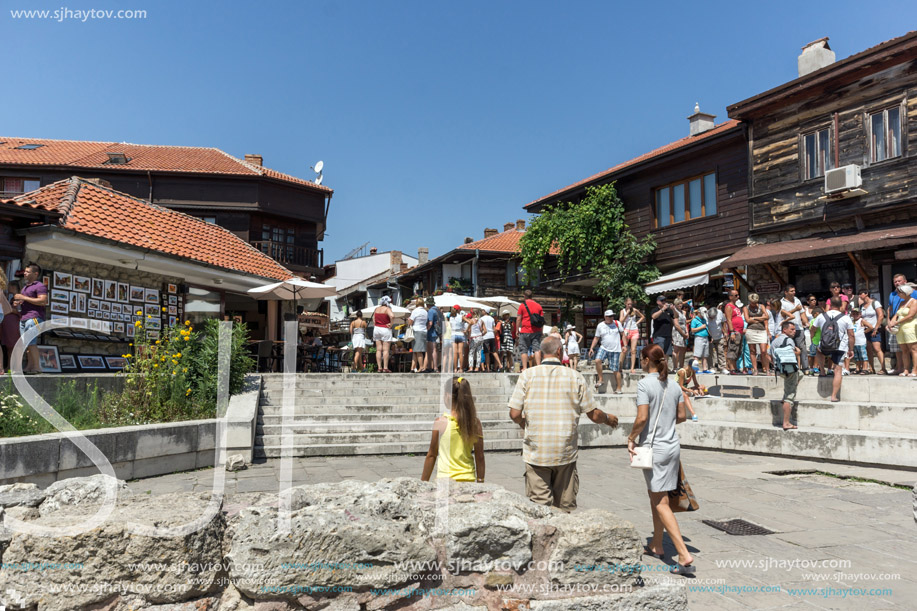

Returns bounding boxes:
[11,177,292,281]
[524,120,742,211]
[457,229,560,255]
[0,137,332,193]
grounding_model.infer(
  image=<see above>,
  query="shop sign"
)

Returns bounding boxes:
[754,282,781,295]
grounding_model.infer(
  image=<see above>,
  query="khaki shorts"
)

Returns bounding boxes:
[524,462,579,512]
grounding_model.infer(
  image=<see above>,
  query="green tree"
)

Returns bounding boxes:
[519,183,659,308]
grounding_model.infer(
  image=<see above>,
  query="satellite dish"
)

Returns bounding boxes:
[313,160,324,173]
[315,174,323,185]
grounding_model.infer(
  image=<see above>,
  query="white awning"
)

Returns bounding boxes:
[644,257,729,295]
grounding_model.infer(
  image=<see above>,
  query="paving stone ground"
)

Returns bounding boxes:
[131,448,917,610]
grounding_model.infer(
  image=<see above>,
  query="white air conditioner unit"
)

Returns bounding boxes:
[824,164,862,194]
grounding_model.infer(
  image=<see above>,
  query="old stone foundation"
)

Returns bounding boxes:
[0,476,686,611]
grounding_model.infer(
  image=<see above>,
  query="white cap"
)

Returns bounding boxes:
[604,309,615,317]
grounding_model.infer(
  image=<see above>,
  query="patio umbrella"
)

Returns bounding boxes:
[468,295,520,316]
[247,278,338,300]
[433,292,491,311]
[360,304,411,322]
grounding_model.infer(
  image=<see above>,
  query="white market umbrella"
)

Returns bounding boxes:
[360,304,411,322]
[468,295,520,316]
[433,292,491,311]
[247,278,338,300]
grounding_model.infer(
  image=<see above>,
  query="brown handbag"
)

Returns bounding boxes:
[669,461,699,512]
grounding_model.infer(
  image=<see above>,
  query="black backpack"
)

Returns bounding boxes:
[818,312,842,354]
[522,301,545,329]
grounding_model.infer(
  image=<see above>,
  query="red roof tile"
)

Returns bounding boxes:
[458,229,559,255]
[525,120,741,210]
[11,178,292,281]
[0,137,332,193]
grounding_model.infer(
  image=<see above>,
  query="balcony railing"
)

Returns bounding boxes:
[251,241,323,270]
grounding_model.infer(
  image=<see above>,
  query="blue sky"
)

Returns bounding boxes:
[4,0,914,262]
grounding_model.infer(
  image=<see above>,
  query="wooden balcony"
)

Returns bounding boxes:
[251,241,323,273]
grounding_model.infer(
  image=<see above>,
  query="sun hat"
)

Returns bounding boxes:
[604,309,615,317]
[425,296,435,306]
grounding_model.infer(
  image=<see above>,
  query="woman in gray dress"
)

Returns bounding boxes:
[627,343,694,574]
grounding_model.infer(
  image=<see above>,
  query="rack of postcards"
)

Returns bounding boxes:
[41,271,185,372]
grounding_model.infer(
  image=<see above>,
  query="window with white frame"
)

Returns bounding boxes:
[801,127,832,180]
[869,106,902,163]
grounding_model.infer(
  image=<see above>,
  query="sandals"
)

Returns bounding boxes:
[643,546,664,560]
[670,562,696,575]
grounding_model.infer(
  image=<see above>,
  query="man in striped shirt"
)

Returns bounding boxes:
[508,335,619,511]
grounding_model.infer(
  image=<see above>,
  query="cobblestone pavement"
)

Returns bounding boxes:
[131,448,917,610]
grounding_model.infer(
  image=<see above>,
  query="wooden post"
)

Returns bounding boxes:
[847,252,870,286]
[763,263,787,287]
[729,268,753,292]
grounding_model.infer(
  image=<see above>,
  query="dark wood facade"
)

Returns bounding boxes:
[0,166,329,276]
[526,123,749,274]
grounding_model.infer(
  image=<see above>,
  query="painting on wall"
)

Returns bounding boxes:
[92,278,104,298]
[117,282,129,303]
[52,271,73,291]
[77,355,106,370]
[73,276,91,293]
[144,288,159,304]
[37,345,62,373]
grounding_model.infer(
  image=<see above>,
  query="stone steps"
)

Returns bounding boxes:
[258,410,513,424]
[254,437,523,458]
[258,403,511,417]
[257,418,522,435]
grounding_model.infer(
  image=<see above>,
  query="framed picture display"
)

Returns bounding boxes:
[89,319,102,331]
[132,315,142,324]
[105,356,128,371]
[100,301,111,312]
[52,271,73,291]
[87,310,96,319]
[113,322,125,333]
[42,275,50,288]
[59,354,78,370]
[51,289,69,302]
[144,288,159,304]
[74,293,87,314]
[168,315,177,326]
[50,301,69,314]
[92,278,104,298]
[37,345,62,373]
[144,304,160,317]
[117,282,129,303]
[129,286,145,302]
[111,303,122,315]
[104,280,117,300]
[77,355,107,370]
[101,321,112,334]
[126,325,135,338]
[88,299,100,311]
[167,283,178,294]
[54,327,74,337]
[168,295,178,305]
[168,305,177,315]
[69,292,79,312]
[147,330,160,340]
[50,314,69,324]
[102,312,111,320]
[146,318,161,330]
[71,317,89,329]
[73,276,91,293]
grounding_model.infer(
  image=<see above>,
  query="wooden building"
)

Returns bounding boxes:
[524,110,749,306]
[721,33,917,300]
[0,139,331,278]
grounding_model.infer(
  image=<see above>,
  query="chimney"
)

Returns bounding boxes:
[370,247,378,255]
[503,222,515,232]
[688,103,717,136]
[400,262,408,272]
[798,37,835,77]
[516,219,526,231]
[464,237,474,244]
[390,250,402,273]
[244,154,263,167]
[484,228,498,238]
[85,177,112,189]
[418,247,429,265]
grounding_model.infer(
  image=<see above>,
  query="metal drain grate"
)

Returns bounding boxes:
[702,519,774,536]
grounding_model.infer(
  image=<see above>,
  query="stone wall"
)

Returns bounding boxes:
[25,250,184,357]
[0,476,687,611]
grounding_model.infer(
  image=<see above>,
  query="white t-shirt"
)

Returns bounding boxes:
[621,310,639,331]
[410,307,428,332]
[853,319,867,347]
[595,321,622,352]
[813,311,854,353]
[780,297,803,327]
[706,310,725,340]
[480,315,495,340]
[451,316,466,335]
[860,301,882,331]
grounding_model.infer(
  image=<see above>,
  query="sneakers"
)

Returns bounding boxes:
[720,369,730,375]
[842,369,850,376]
[691,415,698,422]
[701,370,713,374]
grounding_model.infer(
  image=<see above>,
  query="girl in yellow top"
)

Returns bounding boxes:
[421,377,485,482]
